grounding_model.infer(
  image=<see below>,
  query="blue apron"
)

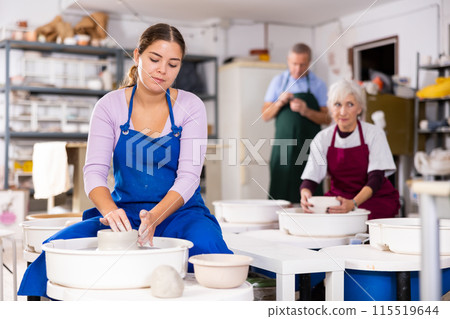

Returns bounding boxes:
[18,85,231,297]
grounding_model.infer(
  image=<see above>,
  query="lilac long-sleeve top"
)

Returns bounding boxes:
[83,88,208,204]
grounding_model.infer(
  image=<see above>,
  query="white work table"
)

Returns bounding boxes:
[320,245,450,272]
[236,229,352,249]
[321,244,450,301]
[46,274,253,301]
[223,232,344,301]
[219,221,279,234]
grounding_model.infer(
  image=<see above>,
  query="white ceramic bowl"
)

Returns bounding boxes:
[43,237,193,289]
[97,229,138,251]
[213,199,290,224]
[189,254,253,289]
[367,218,450,255]
[277,207,370,237]
[21,217,82,253]
[307,196,340,214]
[76,34,90,46]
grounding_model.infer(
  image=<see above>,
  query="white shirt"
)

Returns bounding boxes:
[301,121,396,183]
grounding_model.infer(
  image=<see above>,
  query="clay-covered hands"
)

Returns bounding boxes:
[290,98,308,115]
[138,210,158,246]
[100,208,132,232]
[326,196,354,214]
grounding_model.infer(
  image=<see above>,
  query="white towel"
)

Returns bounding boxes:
[32,142,71,199]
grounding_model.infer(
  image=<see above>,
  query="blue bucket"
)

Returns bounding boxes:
[344,268,450,301]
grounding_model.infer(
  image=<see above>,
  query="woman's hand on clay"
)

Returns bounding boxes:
[327,196,353,214]
[300,188,314,213]
[138,210,159,246]
[100,208,132,232]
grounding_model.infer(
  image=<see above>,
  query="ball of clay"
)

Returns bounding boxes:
[150,265,184,298]
[97,229,138,251]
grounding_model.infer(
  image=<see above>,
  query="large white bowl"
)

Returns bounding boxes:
[21,217,82,253]
[277,207,370,237]
[213,199,290,224]
[367,218,450,255]
[189,254,253,289]
[43,237,193,289]
[307,196,340,214]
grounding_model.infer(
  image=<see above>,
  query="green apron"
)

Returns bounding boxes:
[269,74,323,203]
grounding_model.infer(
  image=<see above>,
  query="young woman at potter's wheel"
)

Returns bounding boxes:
[19,23,232,298]
[300,79,400,219]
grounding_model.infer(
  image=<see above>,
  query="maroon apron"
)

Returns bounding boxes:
[325,121,400,219]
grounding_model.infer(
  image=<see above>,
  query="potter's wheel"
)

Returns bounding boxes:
[46,274,254,301]
[43,237,193,290]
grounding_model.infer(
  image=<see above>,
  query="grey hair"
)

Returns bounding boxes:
[289,43,311,60]
[327,79,365,111]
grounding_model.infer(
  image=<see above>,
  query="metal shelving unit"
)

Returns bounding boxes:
[0,132,88,140]
[414,52,450,157]
[1,40,219,190]
[0,39,125,189]
[0,86,110,96]
[174,54,218,139]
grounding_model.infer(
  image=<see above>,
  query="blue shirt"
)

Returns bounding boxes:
[264,70,328,107]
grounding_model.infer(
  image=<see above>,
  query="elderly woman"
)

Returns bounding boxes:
[300,79,400,219]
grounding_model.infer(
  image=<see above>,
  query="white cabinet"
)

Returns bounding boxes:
[218,61,286,200]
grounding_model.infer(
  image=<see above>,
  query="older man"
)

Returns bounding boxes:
[262,43,330,203]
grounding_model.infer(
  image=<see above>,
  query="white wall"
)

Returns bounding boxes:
[225,22,311,63]
[267,24,312,64]
[0,0,61,28]
[314,0,443,88]
[442,0,450,55]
